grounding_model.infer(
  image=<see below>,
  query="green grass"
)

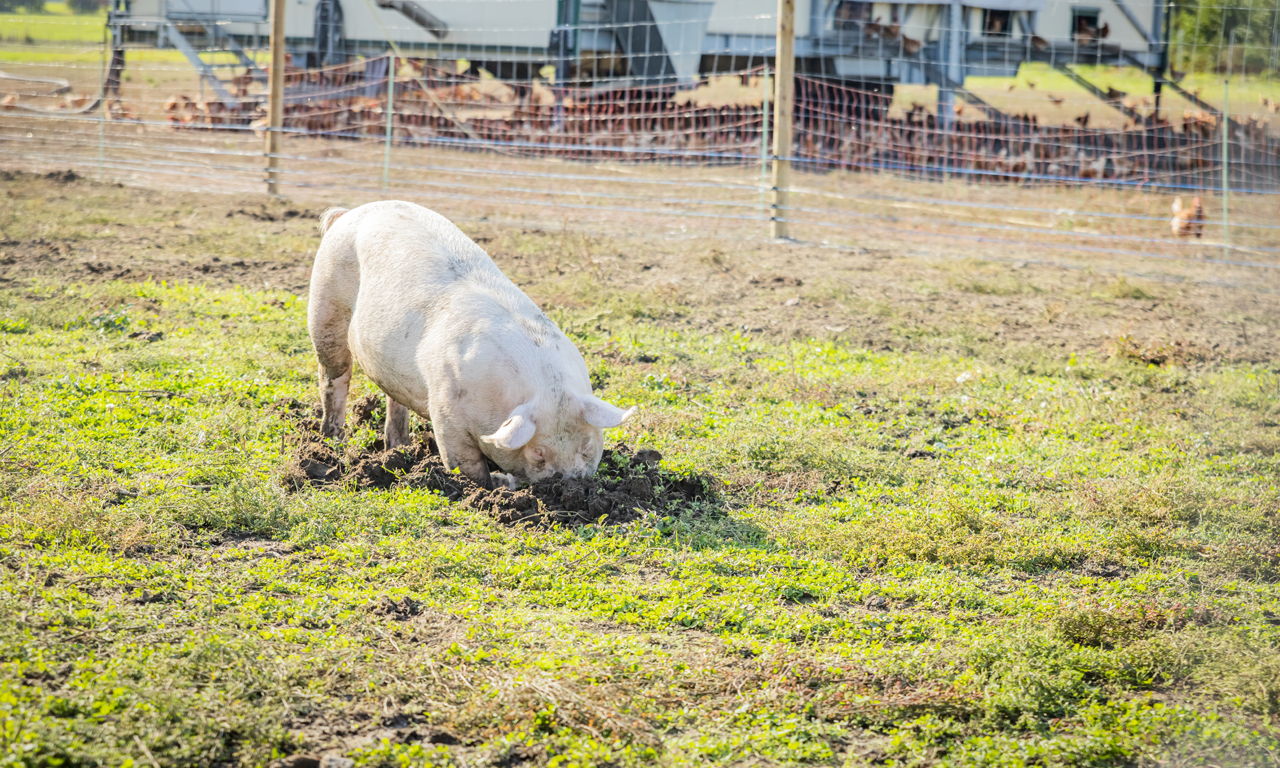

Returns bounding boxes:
[1,257,1279,766]
[0,47,194,63]
[5,2,86,14]
[0,2,106,44]
[994,63,1280,116]
[0,46,260,66]
[896,61,1280,124]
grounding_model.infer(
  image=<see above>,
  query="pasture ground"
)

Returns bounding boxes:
[1,170,1279,766]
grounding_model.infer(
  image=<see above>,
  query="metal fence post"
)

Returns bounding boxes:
[760,64,770,221]
[266,0,285,196]
[383,55,395,194]
[98,25,106,180]
[771,0,795,240]
[1222,80,1229,256]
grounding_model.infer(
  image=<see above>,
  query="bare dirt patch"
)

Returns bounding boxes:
[3,170,1279,364]
[277,397,720,526]
[0,171,319,292]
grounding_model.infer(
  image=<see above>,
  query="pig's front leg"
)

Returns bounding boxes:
[435,428,518,490]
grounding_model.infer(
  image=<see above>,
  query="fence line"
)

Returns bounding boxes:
[3,45,1280,268]
[111,55,1279,193]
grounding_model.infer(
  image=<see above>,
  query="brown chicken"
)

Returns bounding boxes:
[1170,196,1204,238]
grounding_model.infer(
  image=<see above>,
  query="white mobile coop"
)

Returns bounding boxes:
[104,0,1187,119]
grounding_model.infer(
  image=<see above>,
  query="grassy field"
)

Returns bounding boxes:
[894,62,1280,130]
[0,2,106,45]
[1,171,1279,767]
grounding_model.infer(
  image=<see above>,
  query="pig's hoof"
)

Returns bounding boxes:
[490,472,519,490]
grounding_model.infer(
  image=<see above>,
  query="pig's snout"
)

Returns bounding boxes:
[517,444,601,484]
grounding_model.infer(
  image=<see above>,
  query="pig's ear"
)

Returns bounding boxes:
[481,403,537,450]
[580,395,636,429]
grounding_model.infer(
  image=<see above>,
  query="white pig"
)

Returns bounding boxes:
[307,201,634,489]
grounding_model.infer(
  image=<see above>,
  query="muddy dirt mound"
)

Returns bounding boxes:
[350,394,383,427]
[277,398,720,526]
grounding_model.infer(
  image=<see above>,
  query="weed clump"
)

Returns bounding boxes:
[277,398,719,526]
[1098,277,1158,300]
[1107,335,1206,367]
[1054,599,1226,649]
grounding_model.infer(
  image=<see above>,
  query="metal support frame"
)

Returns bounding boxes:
[938,1,962,130]
[610,0,675,82]
[1052,63,1147,123]
[955,87,1005,121]
[551,0,577,86]
[924,62,1008,121]
[809,0,825,40]
[212,26,268,82]
[105,25,125,98]
[166,22,269,107]
[1152,0,1170,114]
[166,24,242,106]
[1119,47,1244,136]
[1161,76,1243,137]
[374,0,448,38]
[1110,0,1156,45]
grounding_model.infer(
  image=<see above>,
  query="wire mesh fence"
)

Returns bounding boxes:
[2,0,1279,269]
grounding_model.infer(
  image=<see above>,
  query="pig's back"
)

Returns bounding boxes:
[340,201,570,401]
[345,201,536,319]
[350,202,505,290]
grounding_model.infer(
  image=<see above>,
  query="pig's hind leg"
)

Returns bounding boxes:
[385,397,411,449]
[309,314,353,439]
[313,341,351,439]
[320,367,351,438]
[307,226,360,440]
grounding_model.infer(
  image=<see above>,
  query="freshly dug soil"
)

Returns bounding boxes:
[277,397,719,526]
